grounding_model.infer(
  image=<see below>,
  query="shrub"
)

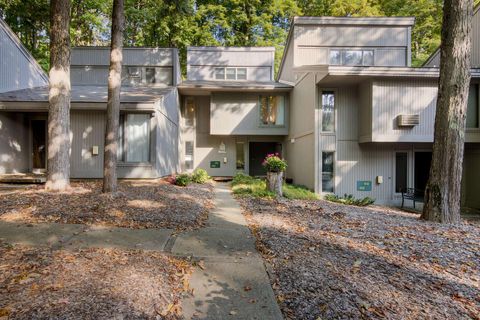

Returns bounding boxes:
[174,173,191,187]
[324,194,375,207]
[191,168,210,184]
[262,153,287,173]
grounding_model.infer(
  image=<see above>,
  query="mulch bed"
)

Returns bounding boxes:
[0,179,214,231]
[0,241,192,319]
[238,197,480,320]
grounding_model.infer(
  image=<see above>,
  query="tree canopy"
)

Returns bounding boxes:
[1,0,479,73]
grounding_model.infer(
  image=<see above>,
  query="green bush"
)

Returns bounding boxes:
[324,193,375,206]
[283,184,319,200]
[262,153,287,173]
[175,173,191,187]
[191,168,210,184]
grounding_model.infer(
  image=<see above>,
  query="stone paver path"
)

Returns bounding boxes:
[0,182,282,320]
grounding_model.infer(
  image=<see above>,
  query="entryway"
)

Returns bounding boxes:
[249,142,282,176]
[31,119,47,173]
[414,151,432,194]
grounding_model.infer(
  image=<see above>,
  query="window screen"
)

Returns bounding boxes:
[344,50,363,65]
[215,68,225,80]
[236,68,247,80]
[226,68,236,80]
[329,50,342,65]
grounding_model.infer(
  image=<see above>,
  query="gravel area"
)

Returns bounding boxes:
[238,197,480,320]
[0,241,192,319]
[0,179,214,230]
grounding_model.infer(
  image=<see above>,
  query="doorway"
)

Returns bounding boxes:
[414,151,432,194]
[31,119,47,172]
[249,142,282,176]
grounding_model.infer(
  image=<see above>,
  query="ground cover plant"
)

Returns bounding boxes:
[0,179,214,230]
[0,241,192,319]
[324,193,375,206]
[238,196,480,319]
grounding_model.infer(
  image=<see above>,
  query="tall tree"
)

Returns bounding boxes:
[46,0,71,192]
[421,0,473,223]
[103,0,125,193]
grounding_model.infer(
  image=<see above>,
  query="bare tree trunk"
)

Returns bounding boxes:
[103,0,125,193]
[46,0,71,192]
[421,0,473,223]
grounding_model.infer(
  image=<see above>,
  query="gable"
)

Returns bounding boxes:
[0,19,48,93]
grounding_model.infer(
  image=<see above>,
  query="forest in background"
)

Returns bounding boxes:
[1,0,478,74]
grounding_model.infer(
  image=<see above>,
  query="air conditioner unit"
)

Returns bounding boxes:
[397,114,420,127]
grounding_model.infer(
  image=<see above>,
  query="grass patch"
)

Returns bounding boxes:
[231,174,318,200]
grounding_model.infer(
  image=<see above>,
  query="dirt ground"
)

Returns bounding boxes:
[0,241,192,319]
[238,197,480,320]
[0,179,214,230]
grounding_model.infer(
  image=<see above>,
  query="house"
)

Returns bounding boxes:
[277,16,480,207]
[0,39,181,177]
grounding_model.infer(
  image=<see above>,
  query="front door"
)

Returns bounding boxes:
[249,142,282,176]
[414,151,432,195]
[32,120,47,172]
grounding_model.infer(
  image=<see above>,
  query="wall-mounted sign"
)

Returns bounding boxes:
[210,161,221,168]
[357,180,372,191]
[218,142,226,154]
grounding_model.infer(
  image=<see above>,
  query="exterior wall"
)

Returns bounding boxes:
[210,92,288,135]
[0,112,30,173]
[71,66,174,86]
[156,89,180,176]
[0,20,48,93]
[186,47,275,81]
[278,39,295,83]
[463,146,480,209]
[285,73,316,189]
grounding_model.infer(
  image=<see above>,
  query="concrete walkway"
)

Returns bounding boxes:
[0,183,283,320]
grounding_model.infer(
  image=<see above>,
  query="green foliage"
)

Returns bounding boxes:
[174,173,191,187]
[324,194,375,207]
[283,184,319,200]
[191,168,210,184]
[262,154,287,173]
[232,173,318,199]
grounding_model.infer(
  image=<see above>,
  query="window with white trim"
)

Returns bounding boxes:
[214,67,247,80]
[329,49,374,66]
[117,113,151,163]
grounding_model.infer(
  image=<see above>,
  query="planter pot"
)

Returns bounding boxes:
[266,171,283,196]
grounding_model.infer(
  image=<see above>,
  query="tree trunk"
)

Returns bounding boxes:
[46,0,71,192]
[266,171,283,197]
[421,0,473,223]
[103,0,125,193]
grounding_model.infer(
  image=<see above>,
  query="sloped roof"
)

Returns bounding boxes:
[178,80,292,92]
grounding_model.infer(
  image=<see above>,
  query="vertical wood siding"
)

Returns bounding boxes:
[0,112,30,173]
[71,48,174,66]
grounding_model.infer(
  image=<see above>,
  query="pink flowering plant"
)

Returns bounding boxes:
[262,153,287,173]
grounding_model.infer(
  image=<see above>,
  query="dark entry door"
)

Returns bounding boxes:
[414,152,432,194]
[32,120,47,170]
[249,142,282,176]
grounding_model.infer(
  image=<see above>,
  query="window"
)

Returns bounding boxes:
[260,95,285,126]
[467,84,479,128]
[321,91,335,132]
[236,142,245,170]
[214,67,247,80]
[322,152,334,193]
[184,98,195,127]
[329,49,375,66]
[185,141,194,170]
[128,67,141,78]
[145,67,156,84]
[123,66,173,85]
[395,152,408,193]
[117,113,151,163]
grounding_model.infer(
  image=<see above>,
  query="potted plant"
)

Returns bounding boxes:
[262,153,287,196]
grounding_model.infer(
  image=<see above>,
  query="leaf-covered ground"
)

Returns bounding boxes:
[0,179,214,231]
[0,241,192,319]
[238,197,480,320]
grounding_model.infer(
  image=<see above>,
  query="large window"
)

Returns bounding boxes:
[236,142,245,170]
[184,98,195,127]
[123,66,172,85]
[321,91,335,132]
[260,95,285,126]
[395,152,408,193]
[214,67,247,80]
[329,49,374,66]
[467,84,479,128]
[118,113,151,163]
[185,141,194,170]
[322,152,335,193]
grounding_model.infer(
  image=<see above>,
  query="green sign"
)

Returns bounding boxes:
[210,161,221,168]
[357,181,372,191]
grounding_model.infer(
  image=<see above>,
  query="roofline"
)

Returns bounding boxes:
[293,16,416,26]
[276,18,295,81]
[422,3,480,67]
[187,46,276,52]
[72,46,176,50]
[0,18,49,83]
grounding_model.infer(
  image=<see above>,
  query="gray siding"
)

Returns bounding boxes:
[0,20,48,93]
[463,147,480,208]
[156,89,180,176]
[71,48,174,66]
[210,92,288,135]
[0,112,30,173]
